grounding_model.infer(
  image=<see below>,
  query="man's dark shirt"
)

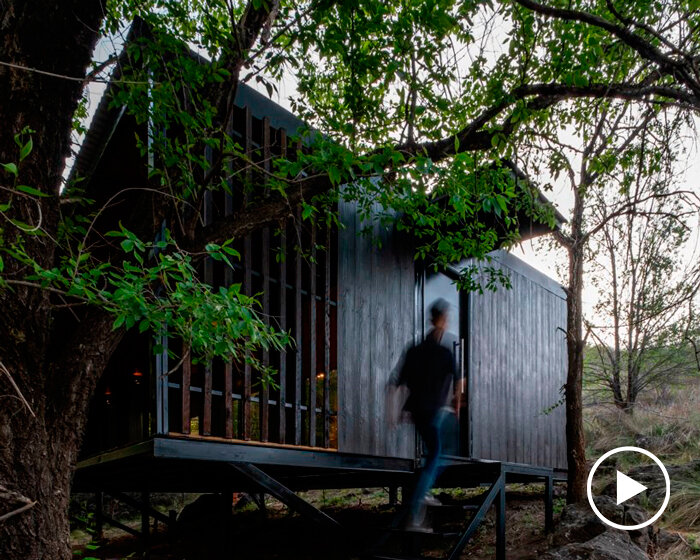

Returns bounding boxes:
[397,330,455,419]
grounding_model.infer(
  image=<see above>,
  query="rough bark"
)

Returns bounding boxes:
[0,2,104,559]
[564,239,588,503]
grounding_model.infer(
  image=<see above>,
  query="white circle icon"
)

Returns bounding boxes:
[587,446,670,531]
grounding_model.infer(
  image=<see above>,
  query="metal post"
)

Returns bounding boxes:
[222,492,234,558]
[168,510,177,542]
[95,491,104,541]
[545,475,554,533]
[496,484,506,560]
[141,491,150,558]
[388,486,398,507]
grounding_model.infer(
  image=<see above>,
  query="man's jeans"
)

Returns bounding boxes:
[408,407,449,523]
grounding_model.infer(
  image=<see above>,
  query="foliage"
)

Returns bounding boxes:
[3,3,700,530]
[0,1,569,373]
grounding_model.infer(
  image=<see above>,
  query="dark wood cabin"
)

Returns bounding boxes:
[71,67,568,559]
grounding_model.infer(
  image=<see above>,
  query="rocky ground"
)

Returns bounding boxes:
[71,483,695,560]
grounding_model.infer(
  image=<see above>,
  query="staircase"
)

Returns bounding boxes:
[367,473,507,560]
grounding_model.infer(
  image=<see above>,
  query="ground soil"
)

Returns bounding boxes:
[72,485,560,559]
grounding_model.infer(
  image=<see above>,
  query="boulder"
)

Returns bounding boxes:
[594,496,653,550]
[550,502,606,548]
[544,497,651,560]
[542,530,649,560]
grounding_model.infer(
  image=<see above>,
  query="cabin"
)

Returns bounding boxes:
[71,52,568,560]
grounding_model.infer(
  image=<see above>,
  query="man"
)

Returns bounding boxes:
[395,298,457,531]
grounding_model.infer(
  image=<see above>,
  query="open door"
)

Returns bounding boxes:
[423,269,469,457]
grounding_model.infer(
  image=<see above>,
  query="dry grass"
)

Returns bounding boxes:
[585,381,700,556]
[667,478,700,530]
[585,384,700,465]
[654,541,697,560]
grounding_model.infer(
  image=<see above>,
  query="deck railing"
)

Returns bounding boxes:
[155,107,338,448]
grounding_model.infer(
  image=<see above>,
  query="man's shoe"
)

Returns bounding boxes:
[404,519,434,533]
[423,494,442,507]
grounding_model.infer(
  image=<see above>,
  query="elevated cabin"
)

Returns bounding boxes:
[71,64,567,559]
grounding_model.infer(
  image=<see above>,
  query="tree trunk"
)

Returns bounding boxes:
[0,3,104,557]
[565,241,588,503]
[0,419,77,559]
[0,311,123,560]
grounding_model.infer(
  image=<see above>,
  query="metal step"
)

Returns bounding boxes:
[372,555,431,560]
[427,502,479,511]
[389,527,460,538]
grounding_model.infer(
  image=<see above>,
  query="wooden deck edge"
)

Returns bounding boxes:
[76,440,154,469]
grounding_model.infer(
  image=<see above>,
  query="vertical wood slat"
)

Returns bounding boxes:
[261,227,270,442]
[323,225,331,448]
[224,118,234,440]
[182,344,191,435]
[263,117,271,196]
[260,117,271,442]
[225,111,235,215]
[243,234,252,440]
[202,169,213,437]
[278,129,288,444]
[309,223,317,447]
[155,333,169,435]
[294,140,304,445]
[294,206,303,446]
[203,364,212,436]
[225,363,233,438]
[279,227,287,443]
[242,106,253,440]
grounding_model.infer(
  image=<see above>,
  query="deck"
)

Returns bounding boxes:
[74,435,564,493]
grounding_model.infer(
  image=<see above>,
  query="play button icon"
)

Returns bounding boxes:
[587,446,671,531]
[616,470,648,505]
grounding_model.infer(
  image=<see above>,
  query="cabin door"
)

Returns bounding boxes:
[423,269,469,457]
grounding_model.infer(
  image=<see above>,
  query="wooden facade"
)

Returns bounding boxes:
[77,76,568,476]
[337,200,416,459]
[464,251,567,469]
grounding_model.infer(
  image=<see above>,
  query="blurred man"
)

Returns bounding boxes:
[394,298,457,531]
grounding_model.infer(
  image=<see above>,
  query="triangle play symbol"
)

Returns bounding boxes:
[616,471,648,505]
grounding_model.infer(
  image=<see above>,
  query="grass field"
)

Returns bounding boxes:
[585,382,700,558]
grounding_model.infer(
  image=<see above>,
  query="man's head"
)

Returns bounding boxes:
[429,298,450,330]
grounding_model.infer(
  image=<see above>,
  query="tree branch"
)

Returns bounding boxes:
[514,0,700,96]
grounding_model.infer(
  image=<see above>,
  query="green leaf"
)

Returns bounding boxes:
[19,138,33,161]
[16,184,49,197]
[301,203,315,220]
[2,163,18,176]
[0,255,4,273]
[120,239,135,253]
[328,166,341,185]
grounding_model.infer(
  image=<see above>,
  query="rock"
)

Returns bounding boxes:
[177,493,229,535]
[177,494,233,560]
[593,496,653,550]
[550,502,607,548]
[551,496,652,550]
[654,528,683,549]
[542,530,649,560]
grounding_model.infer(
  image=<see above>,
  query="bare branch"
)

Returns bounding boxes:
[0,361,36,418]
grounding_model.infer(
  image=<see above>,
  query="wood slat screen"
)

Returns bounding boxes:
[160,106,338,448]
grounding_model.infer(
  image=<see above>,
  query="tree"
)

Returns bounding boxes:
[586,181,700,411]
[2,2,700,557]
[516,97,699,499]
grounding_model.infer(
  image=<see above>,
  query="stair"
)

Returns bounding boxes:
[366,474,507,560]
[372,555,432,560]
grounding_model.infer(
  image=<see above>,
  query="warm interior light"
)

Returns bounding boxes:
[132,369,143,384]
[316,372,325,379]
